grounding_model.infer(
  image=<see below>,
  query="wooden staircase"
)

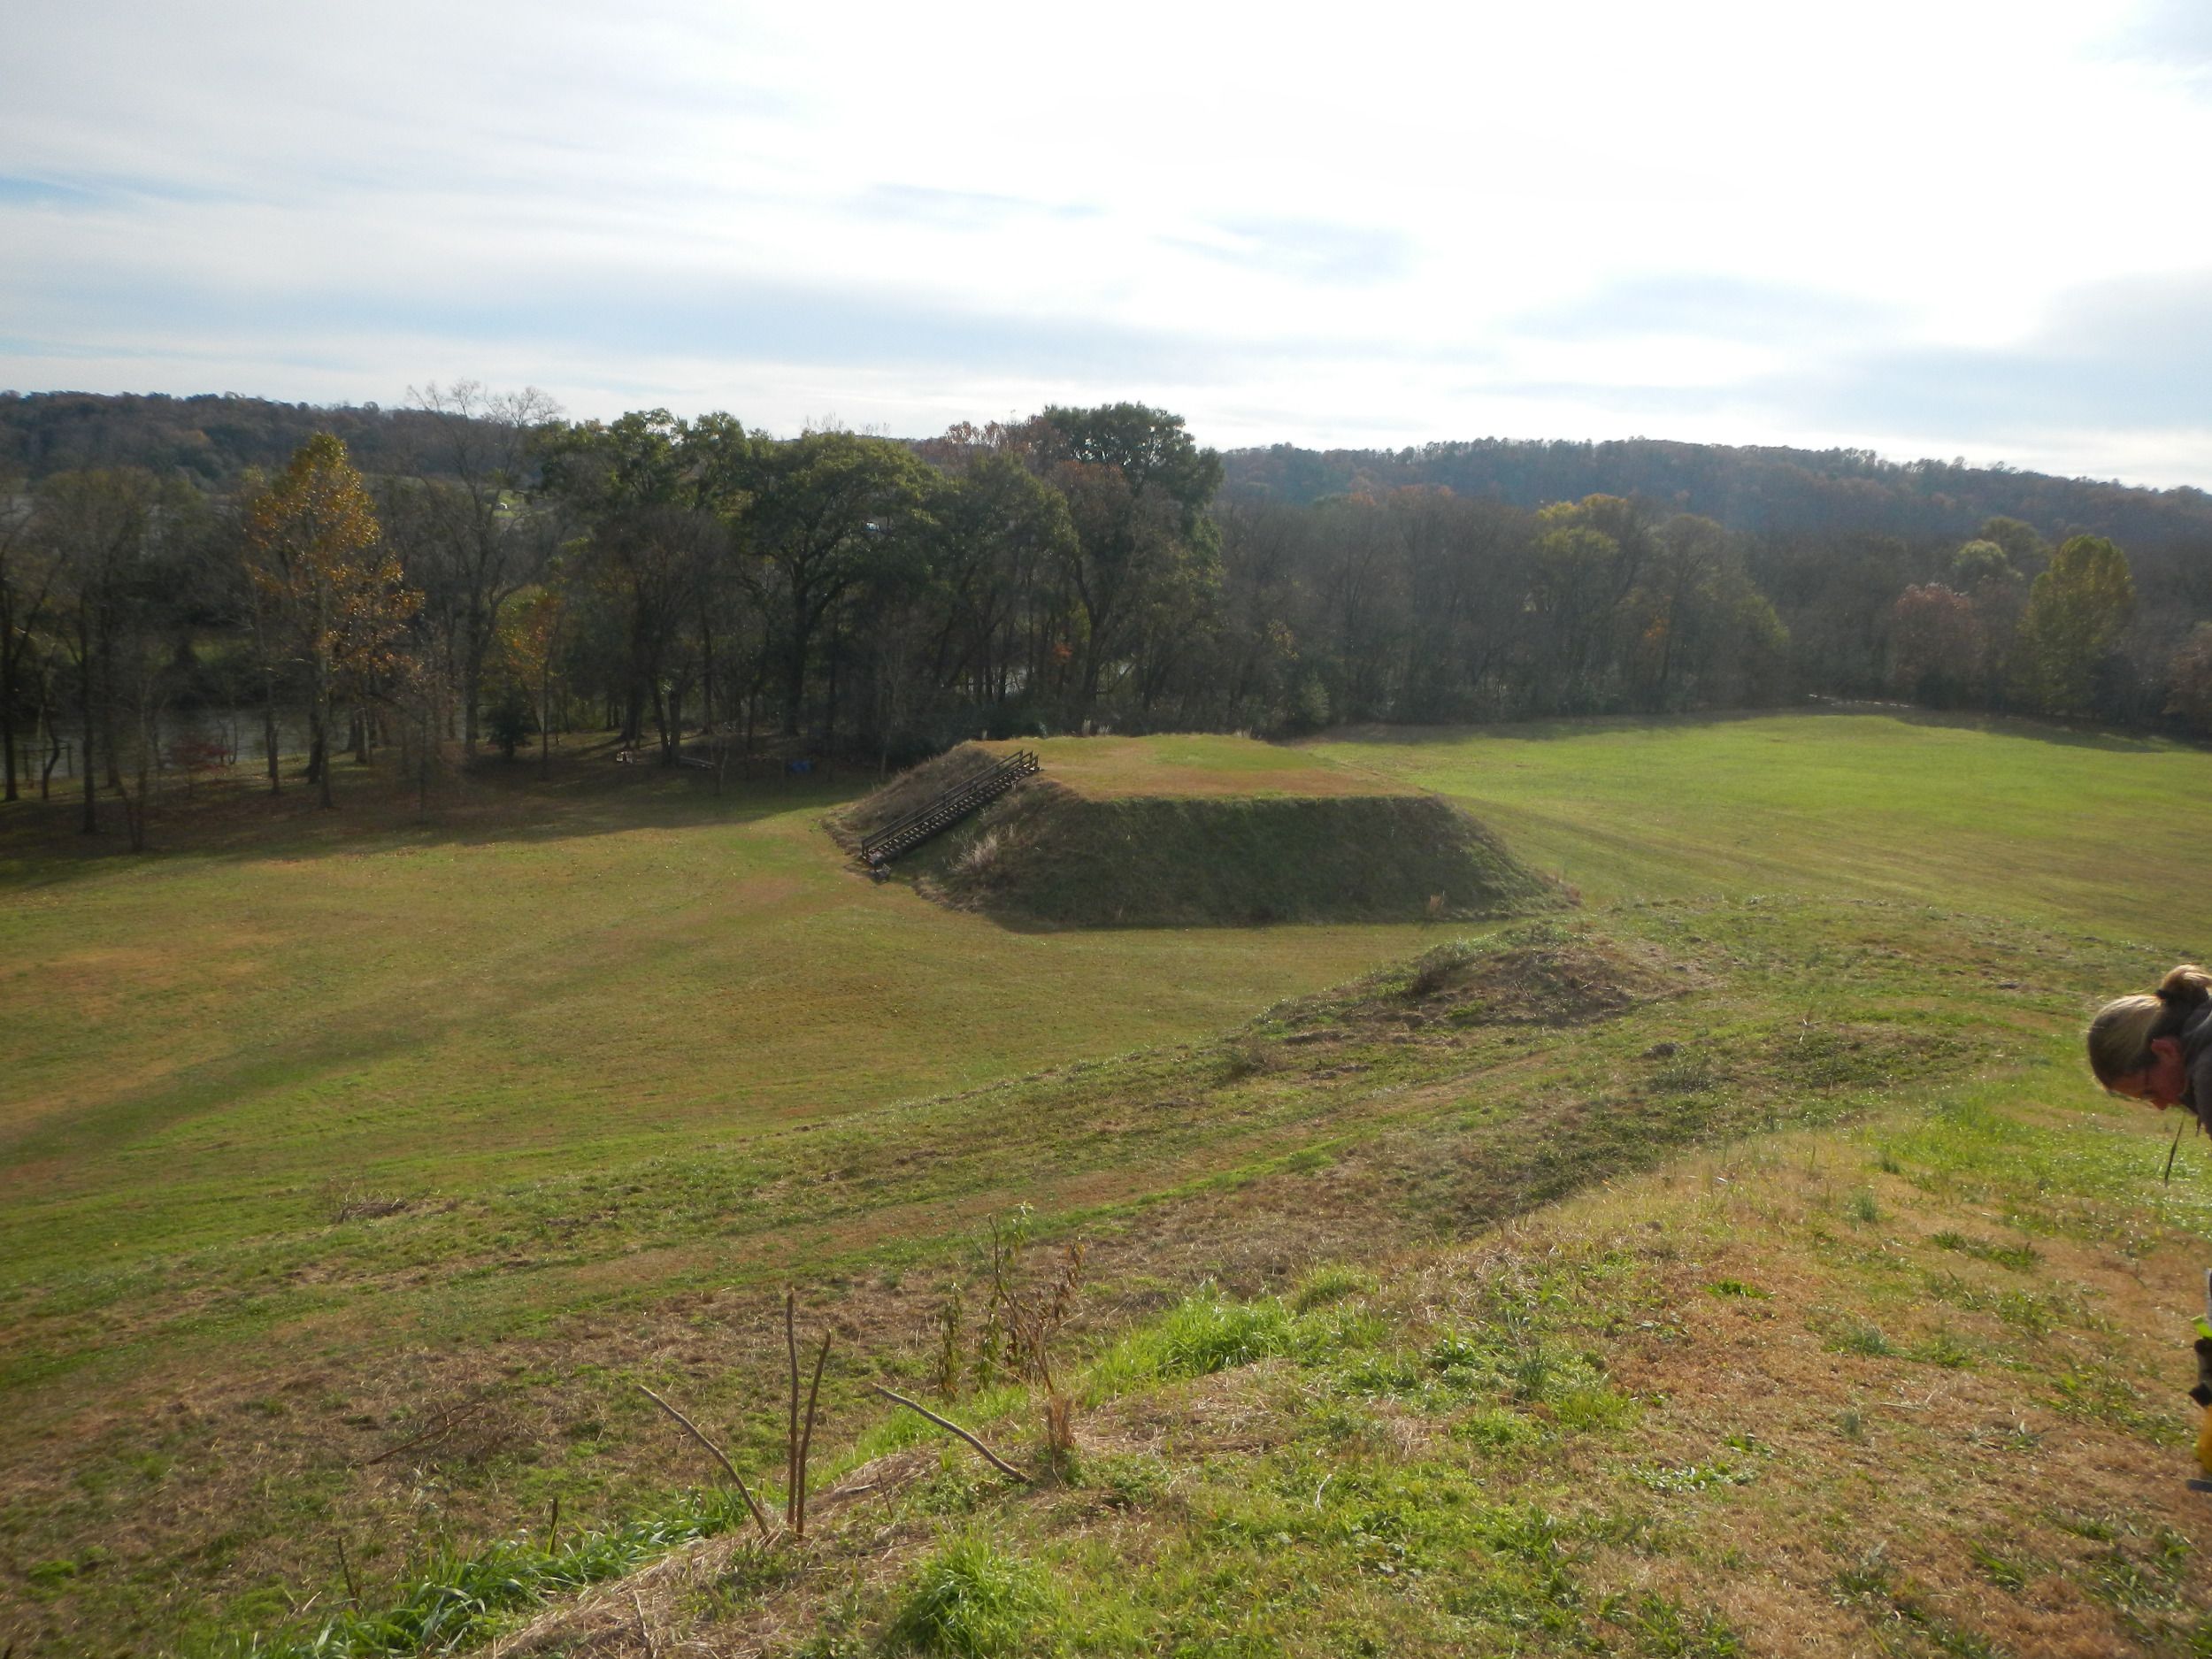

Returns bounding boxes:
[860,749,1040,865]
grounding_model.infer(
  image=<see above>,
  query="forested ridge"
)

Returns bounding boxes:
[12,390,2211,549]
[1223,435,2212,550]
[4,387,2210,844]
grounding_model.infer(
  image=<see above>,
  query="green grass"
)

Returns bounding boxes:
[11,711,2212,1655]
[1313,709,2210,936]
[0,755,1428,1292]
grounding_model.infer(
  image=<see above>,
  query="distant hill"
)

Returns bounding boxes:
[0,390,465,484]
[1222,437,2212,552]
[10,390,2211,557]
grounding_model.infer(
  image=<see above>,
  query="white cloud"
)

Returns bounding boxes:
[4,0,2209,485]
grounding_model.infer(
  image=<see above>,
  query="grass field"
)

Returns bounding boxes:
[0,749,1429,1281]
[1313,710,2201,938]
[6,710,2212,1656]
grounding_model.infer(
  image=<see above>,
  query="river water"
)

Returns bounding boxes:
[5,705,317,781]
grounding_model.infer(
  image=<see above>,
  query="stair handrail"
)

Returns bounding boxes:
[860,749,1038,863]
[861,750,1033,858]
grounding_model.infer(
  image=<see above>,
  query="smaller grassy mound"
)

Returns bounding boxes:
[1279,926,1701,1033]
[919,780,1563,927]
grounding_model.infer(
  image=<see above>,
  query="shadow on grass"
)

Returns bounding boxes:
[0,743,877,889]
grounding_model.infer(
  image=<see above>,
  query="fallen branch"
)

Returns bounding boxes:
[870,1384,1031,1484]
[634,1383,779,1543]
[357,1400,486,1467]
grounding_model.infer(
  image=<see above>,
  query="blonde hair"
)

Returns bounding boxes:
[2087,964,2212,1087]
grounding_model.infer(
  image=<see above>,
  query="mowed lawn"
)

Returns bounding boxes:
[0,758,1427,1290]
[1316,710,2211,941]
[11,712,2212,1655]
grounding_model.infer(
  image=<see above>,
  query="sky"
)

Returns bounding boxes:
[4,1,2210,486]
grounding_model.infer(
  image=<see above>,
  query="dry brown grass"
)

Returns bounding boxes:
[497,1108,2212,1658]
[1503,1141,2212,1658]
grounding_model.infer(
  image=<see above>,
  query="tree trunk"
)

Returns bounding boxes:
[1,594,17,803]
[121,727,150,852]
[538,656,553,782]
[80,691,96,834]
[263,688,280,795]
[782,641,806,737]
[77,613,96,834]
[100,633,121,790]
[624,679,647,750]
[315,687,334,809]
[251,605,282,793]
[700,608,717,739]
[464,607,484,755]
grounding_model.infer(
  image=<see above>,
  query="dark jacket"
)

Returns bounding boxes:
[2184,1002,2212,1125]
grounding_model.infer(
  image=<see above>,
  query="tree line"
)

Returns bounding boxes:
[2,387,2205,846]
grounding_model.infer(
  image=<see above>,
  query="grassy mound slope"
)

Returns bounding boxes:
[925,780,1561,926]
[836,737,1560,926]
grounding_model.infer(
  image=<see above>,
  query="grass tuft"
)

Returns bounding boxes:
[884,1538,1050,1657]
[1290,1264,1378,1312]
[1089,1286,1298,1394]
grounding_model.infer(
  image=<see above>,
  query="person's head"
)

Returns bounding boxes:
[2088,964,2212,1107]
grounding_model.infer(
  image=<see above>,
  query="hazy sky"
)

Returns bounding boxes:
[5,2,2210,484]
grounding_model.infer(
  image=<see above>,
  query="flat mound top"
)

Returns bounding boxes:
[972,733,1415,800]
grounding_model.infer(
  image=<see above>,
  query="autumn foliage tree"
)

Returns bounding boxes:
[245,434,419,808]
[1035,405,1224,714]
[1888,584,1982,707]
[2012,534,2134,718]
[493,583,568,774]
[2165,624,2212,737]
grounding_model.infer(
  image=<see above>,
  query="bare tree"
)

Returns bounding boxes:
[402,382,562,754]
[0,474,58,802]
[41,471,161,834]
